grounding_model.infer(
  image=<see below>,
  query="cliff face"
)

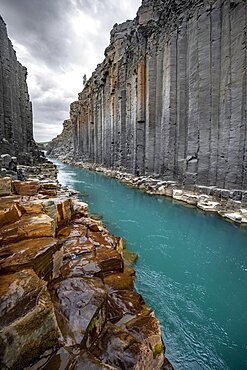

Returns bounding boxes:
[47,101,78,159]
[58,0,247,191]
[0,16,39,164]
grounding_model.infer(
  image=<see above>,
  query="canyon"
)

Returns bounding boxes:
[48,0,247,196]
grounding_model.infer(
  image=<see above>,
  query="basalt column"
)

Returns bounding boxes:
[0,16,38,163]
[68,0,247,191]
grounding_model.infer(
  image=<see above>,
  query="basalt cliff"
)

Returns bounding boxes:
[0,16,41,167]
[49,0,247,194]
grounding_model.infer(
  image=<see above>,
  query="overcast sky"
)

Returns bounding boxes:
[0,0,141,142]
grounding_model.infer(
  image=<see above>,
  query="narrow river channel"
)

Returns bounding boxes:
[53,159,247,370]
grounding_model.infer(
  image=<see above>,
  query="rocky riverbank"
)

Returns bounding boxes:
[62,160,247,226]
[0,174,173,369]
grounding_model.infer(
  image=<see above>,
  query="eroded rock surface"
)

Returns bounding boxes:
[0,178,170,369]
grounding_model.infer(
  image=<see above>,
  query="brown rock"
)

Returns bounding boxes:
[58,224,87,238]
[0,214,55,246]
[0,204,22,228]
[19,199,44,214]
[123,315,165,369]
[0,270,59,369]
[107,290,148,324]
[0,177,12,196]
[103,269,134,291]
[0,237,63,281]
[61,253,102,278]
[96,248,123,273]
[13,180,40,196]
[62,237,95,260]
[49,276,107,348]
[92,322,154,370]
[71,351,116,370]
[123,250,138,267]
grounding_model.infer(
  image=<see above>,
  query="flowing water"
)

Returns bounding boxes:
[54,160,247,370]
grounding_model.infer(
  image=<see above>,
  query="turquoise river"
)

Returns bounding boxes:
[54,160,247,370]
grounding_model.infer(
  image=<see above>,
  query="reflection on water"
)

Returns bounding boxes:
[54,159,247,370]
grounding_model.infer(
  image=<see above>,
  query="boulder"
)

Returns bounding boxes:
[0,270,59,370]
[0,176,12,196]
[92,322,154,370]
[107,289,148,324]
[0,204,22,229]
[61,253,102,278]
[49,276,107,348]
[13,180,40,196]
[96,248,123,273]
[0,237,63,281]
[0,214,55,246]
[123,315,165,369]
[103,269,134,291]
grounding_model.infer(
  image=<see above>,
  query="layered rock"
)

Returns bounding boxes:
[50,0,247,193]
[0,177,171,369]
[0,16,41,165]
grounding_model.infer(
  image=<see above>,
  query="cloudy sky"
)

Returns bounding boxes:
[0,0,141,142]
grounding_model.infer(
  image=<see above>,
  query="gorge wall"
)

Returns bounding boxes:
[0,16,39,164]
[54,0,247,191]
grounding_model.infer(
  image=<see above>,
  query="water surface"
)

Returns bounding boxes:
[54,160,247,370]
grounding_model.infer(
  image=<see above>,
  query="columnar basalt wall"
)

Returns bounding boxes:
[0,16,39,164]
[72,0,247,190]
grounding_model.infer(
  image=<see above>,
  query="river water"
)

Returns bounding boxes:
[54,160,247,370]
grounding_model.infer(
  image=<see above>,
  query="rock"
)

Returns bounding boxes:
[49,276,107,348]
[103,269,134,291]
[92,322,154,370]
[71,351,116,370]
[61,253,102,278]
[0,204,22,228]
[0,237,63,281]
[1,154,12,169]
[123,250,138,266]
[62,237,95,260]
[13,180,40,196]
[107,289,148,324]
[0,214,55,246]
[0,176,12,196]
[95,248,123,274]
[123,315,165,369]
[0,269,59,370]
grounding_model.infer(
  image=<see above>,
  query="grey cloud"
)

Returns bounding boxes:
[0,0,142,141]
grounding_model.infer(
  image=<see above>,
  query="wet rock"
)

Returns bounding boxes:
[62,238,95,260]
[61,253,101,278]
[123,315,165,369]
[71,350,116,370]
[13,180,40,196]
[0,269,59,370]
[0,176,12,196]
[96,248,123,274]
[49,277,107,348]
[88,231,116,249]
[92,322,154,370]
[0,214,55,246]
[0,237,63,281]
[58,224,88,238]
[107,289,148,324]
[103,269,134,291]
